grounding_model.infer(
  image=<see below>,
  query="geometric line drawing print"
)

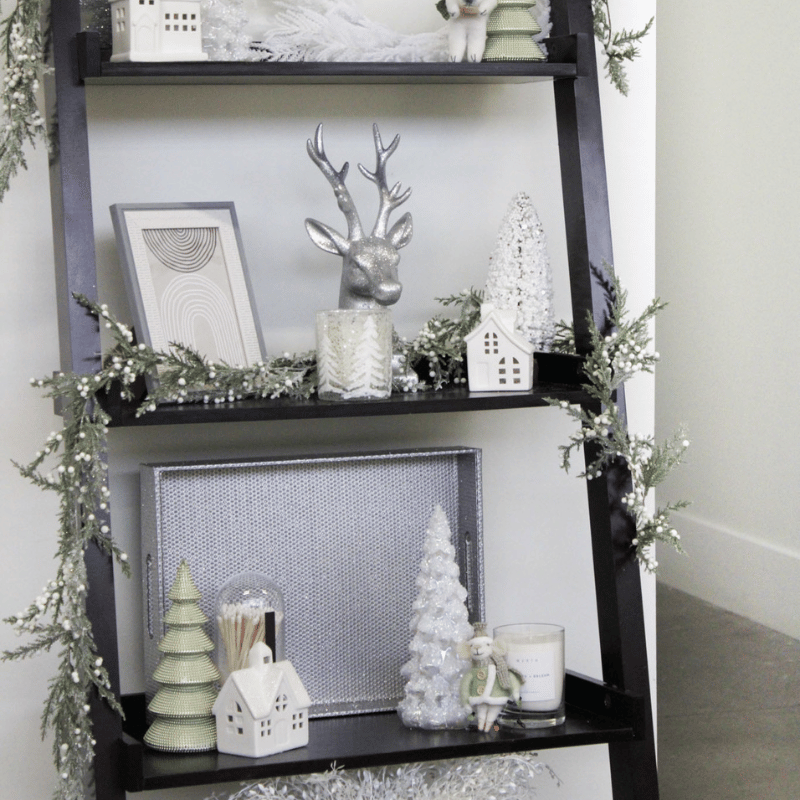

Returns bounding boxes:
[160,274,247,365]
[110,201,267,391]
[142,227,218,273]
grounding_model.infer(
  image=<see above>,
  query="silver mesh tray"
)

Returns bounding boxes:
[141,447,484,717]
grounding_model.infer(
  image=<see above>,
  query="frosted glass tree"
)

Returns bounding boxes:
[144,560,220,752]
[397,505,473,730]
[201,0,254,61]
[484,191,556,351]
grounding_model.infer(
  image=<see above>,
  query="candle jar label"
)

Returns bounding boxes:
[507,649,556,703]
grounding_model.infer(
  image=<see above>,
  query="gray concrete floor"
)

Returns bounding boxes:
[657,583,800,799]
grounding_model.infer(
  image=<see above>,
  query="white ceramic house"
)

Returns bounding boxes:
[110,0,208,62]
[212,642,312,758]
[465,305,535,392]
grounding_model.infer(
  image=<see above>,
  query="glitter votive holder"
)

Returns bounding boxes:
[315,309,393,400]
[493,623,566,728]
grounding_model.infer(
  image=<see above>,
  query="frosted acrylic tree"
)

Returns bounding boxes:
[484,192,556,351]
[144,560,220,752]
[397,505,473,730]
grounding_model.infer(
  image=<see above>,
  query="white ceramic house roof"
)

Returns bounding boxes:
[213,642,311,721]
[464,305,535,357]
[213,642,311,758]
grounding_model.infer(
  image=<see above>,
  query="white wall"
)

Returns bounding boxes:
[0,1,654,798]
[655,0,800,638]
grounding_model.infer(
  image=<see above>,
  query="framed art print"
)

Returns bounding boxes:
[110,202,266,376]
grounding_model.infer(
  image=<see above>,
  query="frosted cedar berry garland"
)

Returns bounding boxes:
[548,264,690,572]
[592,0,654,95]
[1,294,316,800]
[2,272,685,796]
[0,290,474,799]
[0,0,48,202]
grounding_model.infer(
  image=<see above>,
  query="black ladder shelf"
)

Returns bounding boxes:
[45,0,659,798]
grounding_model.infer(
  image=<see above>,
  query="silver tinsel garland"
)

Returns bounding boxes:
[214,753,561,800]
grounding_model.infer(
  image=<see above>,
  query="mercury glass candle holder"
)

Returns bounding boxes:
[315,308,393,400]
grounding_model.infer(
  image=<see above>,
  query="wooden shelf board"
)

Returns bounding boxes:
[76,32,579,85]
[84,60,577,85]
[99,352,589,426]
[102,382,589,426]
[122,673,640,792]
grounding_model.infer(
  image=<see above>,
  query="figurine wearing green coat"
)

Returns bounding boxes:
[459,622,524,731]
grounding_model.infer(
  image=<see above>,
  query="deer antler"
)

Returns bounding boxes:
[358,123,413,238]
[306,123,364,241]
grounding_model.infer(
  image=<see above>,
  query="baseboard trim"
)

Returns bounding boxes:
[657,510,800,640]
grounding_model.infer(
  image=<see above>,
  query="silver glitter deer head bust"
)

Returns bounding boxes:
[305,123,413,310]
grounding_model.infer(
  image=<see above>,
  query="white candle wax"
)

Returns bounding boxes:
[495,624,564,712]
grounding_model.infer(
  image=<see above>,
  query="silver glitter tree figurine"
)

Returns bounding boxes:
[484,192,555,351]
[305,123,413,310]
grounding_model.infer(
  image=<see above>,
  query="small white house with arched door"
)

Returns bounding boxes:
[212,642,311,758]
[465,305,535,392]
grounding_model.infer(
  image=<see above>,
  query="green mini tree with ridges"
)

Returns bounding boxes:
[144,560,220,752]
[484,0,546,61]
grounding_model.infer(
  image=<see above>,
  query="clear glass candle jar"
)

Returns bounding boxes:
[493,622,566,728]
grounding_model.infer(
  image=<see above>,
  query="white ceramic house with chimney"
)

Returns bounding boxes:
[212,642,312,758]
[465,304,535,392]
[110,0,208,62]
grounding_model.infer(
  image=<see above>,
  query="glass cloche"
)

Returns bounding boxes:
[214,571,285,681]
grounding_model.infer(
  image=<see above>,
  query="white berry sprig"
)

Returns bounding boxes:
[549,265,690,571]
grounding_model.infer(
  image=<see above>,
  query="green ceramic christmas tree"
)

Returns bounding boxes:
[484,0,546,61]
[144,560,220,752]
